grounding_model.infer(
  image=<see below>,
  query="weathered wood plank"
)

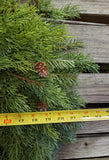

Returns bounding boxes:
[68,24,109,63]
[78,74,109,86]
[57,136,109,159]
[77,74,109,103]
[77,121,109,134]
[80,96,109,103]
[52,0,109,15]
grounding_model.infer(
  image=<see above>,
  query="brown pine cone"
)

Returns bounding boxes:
[34,62,48,78]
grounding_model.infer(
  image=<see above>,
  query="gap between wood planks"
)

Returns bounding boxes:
[77,133,109,138]
[97,64,109,73]
[86,103,109,109]
[75,13,109,24]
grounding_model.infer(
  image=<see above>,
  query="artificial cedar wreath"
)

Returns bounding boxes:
[0,0,99,160]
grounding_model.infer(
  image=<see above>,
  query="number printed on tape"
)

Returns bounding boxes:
[0,108,109,126]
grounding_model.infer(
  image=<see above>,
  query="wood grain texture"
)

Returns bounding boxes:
[77,74,109,103]
[68,24,109,63]
[52,0,109,15]
[77,121,109,134]
[57,136,109,159]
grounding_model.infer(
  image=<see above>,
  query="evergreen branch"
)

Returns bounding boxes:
[49,73,77,89]
[34,0,82,20]
[49,73,77,79]
[47,59,75,72]
[7,72,43,87]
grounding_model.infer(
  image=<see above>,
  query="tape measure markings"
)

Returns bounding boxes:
[0,108,109,126]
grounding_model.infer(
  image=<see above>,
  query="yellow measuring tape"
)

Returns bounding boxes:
[0,108,109,126]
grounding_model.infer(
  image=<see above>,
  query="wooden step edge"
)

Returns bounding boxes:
[46,18,107,26]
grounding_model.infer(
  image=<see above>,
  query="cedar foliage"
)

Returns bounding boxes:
[0,0,99,160]
[29,0,81,19]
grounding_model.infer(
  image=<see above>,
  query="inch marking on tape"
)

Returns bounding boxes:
[0,108,109,126]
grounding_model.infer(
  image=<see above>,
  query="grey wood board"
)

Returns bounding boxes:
[77,74,109,103]
[52,0,109,15]
[68,24,109,63]
[77,121,109,134]
[78,74,109,87]
[57,136,109,159]
[79,96,109,103]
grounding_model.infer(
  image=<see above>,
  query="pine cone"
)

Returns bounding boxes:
[37,101,48,111]
[34,62,48,78]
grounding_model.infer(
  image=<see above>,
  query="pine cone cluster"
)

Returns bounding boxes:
[34,62,48,78]
[37,101,48,111]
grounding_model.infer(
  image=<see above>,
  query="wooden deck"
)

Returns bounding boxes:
[53,0,109,160]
